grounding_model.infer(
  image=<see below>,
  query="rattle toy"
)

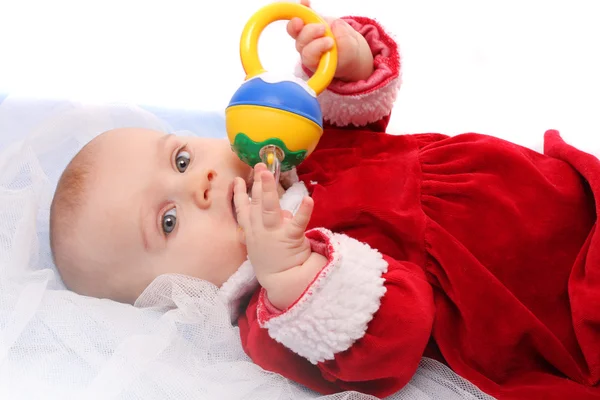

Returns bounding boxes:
[226,2,338,182]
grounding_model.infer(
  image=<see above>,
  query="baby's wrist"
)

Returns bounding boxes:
[262,252,328,310]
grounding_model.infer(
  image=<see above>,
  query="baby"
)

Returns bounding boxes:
[50,1,600,399]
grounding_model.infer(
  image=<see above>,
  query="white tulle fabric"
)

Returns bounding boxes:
[0,94,495,399]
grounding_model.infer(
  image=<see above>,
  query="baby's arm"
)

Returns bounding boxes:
[292,13,401,131]
[234,165,434,397]
[238,229,435,397]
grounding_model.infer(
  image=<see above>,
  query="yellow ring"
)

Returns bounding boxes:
[239,2,338,96]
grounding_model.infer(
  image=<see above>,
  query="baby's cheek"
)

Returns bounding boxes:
[231,153,253,178]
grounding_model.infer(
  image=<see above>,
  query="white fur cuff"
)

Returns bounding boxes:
[294,64,401,127]
[318,76,401,127]
[279,180,308,216]
[258,228,388,364]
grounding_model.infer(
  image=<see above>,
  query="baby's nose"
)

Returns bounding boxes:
[190,169,215,209]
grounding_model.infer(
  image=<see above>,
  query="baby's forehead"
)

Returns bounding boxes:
[95,127,166,150]
[88,129,166,177]
[81,129,169,224]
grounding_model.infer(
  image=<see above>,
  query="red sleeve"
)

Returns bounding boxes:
[295,16,401,132]
[237,228,435,398]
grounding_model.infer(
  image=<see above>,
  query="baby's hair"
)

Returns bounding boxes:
[49,140,97,290]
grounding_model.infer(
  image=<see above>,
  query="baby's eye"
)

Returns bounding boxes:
[162,208,177,235]
[176,150,191,173]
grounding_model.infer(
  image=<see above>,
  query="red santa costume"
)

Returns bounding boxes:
[218,16,600,400]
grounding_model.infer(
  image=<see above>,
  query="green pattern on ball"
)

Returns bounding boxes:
[232,133,307,172]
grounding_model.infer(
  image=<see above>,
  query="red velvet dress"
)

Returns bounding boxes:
[236,16,600,400]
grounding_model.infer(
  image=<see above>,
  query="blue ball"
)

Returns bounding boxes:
[227,75,323,128]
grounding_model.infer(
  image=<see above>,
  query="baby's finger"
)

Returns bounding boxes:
[282,210,293,221]
[233,177,251,233]
[301,36,335,69]
[286,196,314,240]
[253,162,268,175]
[250,163,267,203]
[260,171,282,229]
[299,0,311,7]
[322,16,335,25]
[250,164,267,226]
[287,17,304,40]
[295,23,327,54]
[330,18,356,45]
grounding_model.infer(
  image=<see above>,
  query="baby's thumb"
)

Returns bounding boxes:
[331,18,354,40]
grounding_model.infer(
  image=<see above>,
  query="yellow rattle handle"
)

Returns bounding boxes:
[240,2,338,96]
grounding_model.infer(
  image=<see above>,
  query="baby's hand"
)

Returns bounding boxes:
[234,164,324,309]
[287,0,374,82]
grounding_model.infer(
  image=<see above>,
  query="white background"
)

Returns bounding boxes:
[1,0,599,151]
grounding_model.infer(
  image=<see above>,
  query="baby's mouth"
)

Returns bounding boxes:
[245,170,254,195]
[231,196,237,223]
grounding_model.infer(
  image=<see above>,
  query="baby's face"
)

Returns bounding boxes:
[78,128,253,303]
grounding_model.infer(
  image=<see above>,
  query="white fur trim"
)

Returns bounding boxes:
[319,76,400,126]
[262,228,388,364]
[295,64,401,127]
[218,260,258,322]
[279,181,308,216]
